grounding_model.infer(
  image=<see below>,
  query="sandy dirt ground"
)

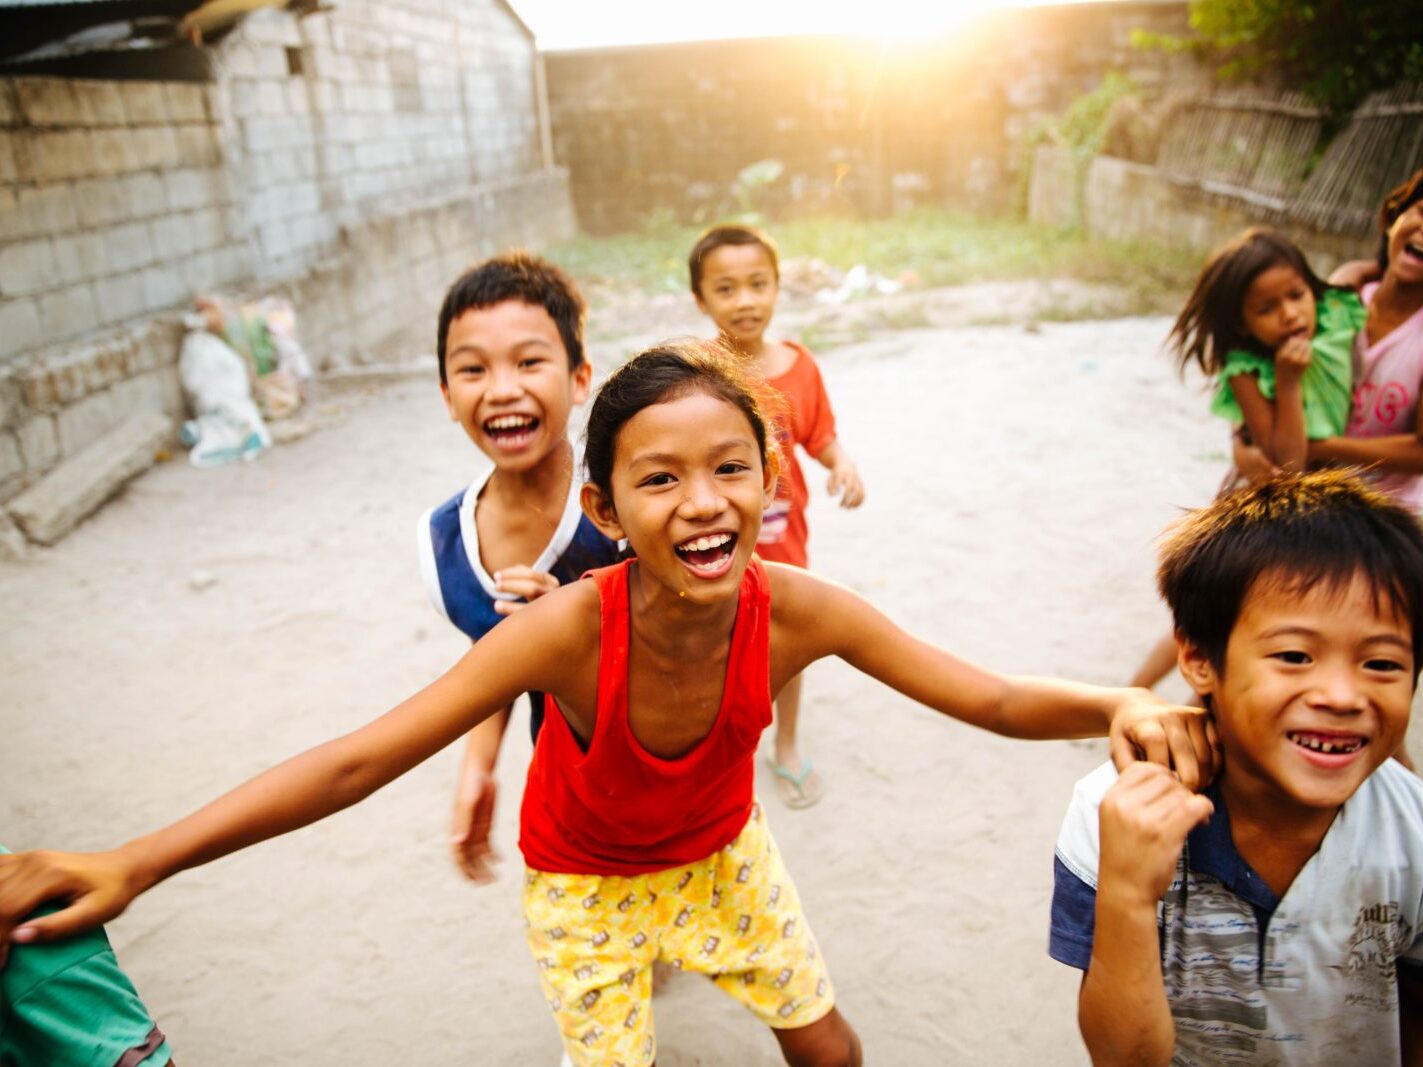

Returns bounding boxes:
[3,293,1419,1065]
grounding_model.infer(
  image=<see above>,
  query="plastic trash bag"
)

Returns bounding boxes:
[197,295,314,421]
[177,324,272,468]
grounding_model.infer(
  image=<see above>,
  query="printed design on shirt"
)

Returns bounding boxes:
[1350,380,1413,430]
[1160,875,1271,1057]
[1335,901,1411,1012]
[521,803,832,1066]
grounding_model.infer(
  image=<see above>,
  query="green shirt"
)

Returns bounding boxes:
[0,847,171,1067]
[1210,287,1366,439]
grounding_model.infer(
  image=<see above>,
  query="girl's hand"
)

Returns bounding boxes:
[1108,689,1219,792]
[826,462,865,508]
[1098,763,1213,907]
[1273,335,1312,381]
[1233,434,1279,486]
[0,848,142,966]
[492,566,560,616]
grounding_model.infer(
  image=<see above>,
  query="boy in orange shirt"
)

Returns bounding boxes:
[690,224,866,808]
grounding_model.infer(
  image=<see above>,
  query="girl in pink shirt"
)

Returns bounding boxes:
[1311,168,1423,510]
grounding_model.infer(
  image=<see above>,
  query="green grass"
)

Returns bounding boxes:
[546,209,1201,302]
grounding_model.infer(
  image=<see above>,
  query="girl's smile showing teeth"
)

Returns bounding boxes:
[674,532,738,577]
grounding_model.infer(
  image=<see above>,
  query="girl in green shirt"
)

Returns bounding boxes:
[1173,227,1366,473]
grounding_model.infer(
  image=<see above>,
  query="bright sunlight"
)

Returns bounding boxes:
[509,0,1057,50]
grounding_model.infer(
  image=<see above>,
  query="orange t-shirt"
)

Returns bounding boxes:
[756,341,837,569]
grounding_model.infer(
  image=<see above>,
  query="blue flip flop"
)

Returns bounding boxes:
[767,756,823,809]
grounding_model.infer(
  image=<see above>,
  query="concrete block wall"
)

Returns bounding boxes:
[545,2,1204,233]
[1027,147,1370,272]
[0,0,573,516]
[213,0,544,280]
[0,78,251,363]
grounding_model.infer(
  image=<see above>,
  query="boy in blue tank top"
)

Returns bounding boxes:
[417,253,620,883]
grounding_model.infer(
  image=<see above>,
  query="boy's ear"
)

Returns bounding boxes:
[439,379,456,419]
[570,360,592,405]
[693,290,709,315]
[1176,635,1220,699]
[581,482,625,543]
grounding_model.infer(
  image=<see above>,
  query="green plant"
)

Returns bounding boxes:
[1133,0,1423,119]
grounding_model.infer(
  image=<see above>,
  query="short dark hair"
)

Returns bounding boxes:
[1376,167,1423,272]
[436,251,586,385]
[1167,227,1330,377]
[688,224,780,295]
[1157,471,1423,675]
[583,339,776,501]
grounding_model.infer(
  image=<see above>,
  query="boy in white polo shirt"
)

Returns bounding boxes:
[1049,471,1423,1065]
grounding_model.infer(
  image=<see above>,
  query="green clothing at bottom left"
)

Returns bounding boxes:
[0,845,171,1067]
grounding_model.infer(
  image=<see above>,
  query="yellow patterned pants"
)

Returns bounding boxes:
[523,801,834,1066]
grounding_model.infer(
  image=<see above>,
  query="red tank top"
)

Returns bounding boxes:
[518,557,773,875]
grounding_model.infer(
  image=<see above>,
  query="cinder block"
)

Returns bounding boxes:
[70,80,128,126]
[8,409,171,545]
[49,235,95,285]
[16,183,79,235]
[0,298,41,359]
[141,265,187,310]
[37,284,99,341]
[164,82,207,123]
[0,239,59,297]
[131,318,183,370]
[132,125,181,171]
[14,412,58,468]
[151,212,197,259]
[72,177,130,227]
[187,206,225,250]
[54,382,123,456]
[29,130,94,181]
[165,167,215,210]
[93,273,148,324]
[259,81,286,117]
[175,125,220,167]
[103,221,156,272]
[120,82,169,124]
[89,128,141,176]
[15,78,84,127]
[122,171,168,218]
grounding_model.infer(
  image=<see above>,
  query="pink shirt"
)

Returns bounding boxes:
[1346,282,1423,511]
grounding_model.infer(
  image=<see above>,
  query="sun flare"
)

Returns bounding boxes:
[512,0,1046,50]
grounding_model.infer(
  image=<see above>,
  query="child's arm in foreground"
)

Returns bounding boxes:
[448,565,560,883]
[771,569,1217,784]
[1328,259,1380,289]
[1078,764,1212,1066]
[1309,385,1423,474]
[813,437,865,508]
[0,585,593,961]
[1228,336,1311,471]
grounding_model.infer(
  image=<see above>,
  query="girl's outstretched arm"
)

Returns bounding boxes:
[0,582,598,962]
[768,568,1216,787]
